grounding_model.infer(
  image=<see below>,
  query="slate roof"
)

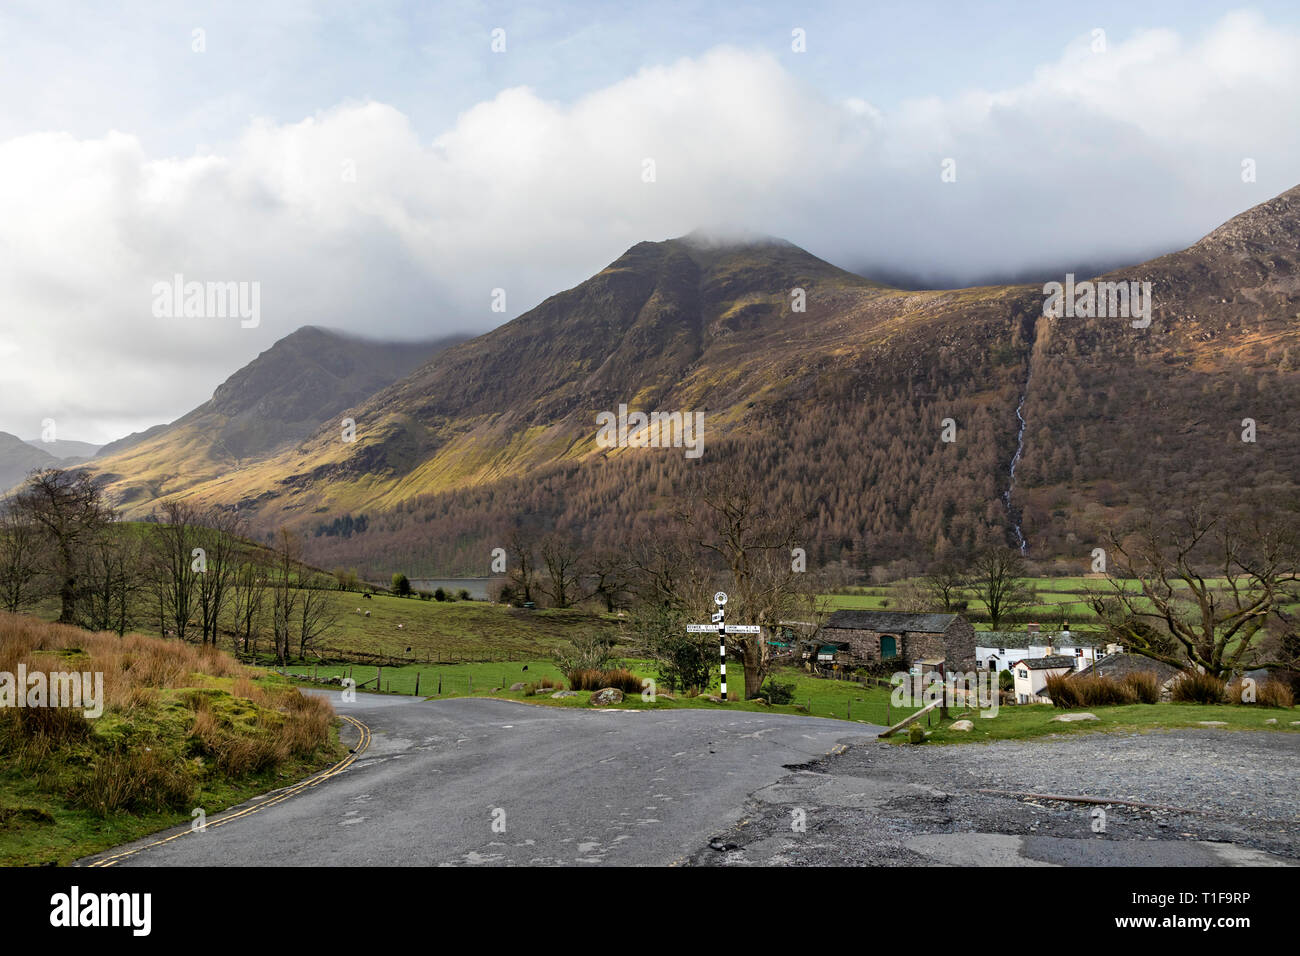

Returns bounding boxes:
[824,610,959,633]
[977,630,1106,648]
[1073,652,1181,683]
[1016,655,1077,670]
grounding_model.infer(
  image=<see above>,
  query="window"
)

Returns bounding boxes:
[1018,669,1028,679]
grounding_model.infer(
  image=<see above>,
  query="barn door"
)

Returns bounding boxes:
[880,635,897,658]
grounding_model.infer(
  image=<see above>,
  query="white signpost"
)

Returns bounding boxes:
[685,592,760,701]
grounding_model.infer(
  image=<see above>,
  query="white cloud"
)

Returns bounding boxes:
[1,16,1299,443]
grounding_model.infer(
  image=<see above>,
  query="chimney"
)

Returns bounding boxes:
[1027,623,1040,635]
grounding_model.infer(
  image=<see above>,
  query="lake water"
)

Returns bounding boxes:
[408,578,496,601]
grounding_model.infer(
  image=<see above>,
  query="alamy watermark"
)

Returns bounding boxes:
[891,669,999,717]
[0,666,104,718]
[1043,273,1151,329]
[595,403,704,459]
[151,274,260,328]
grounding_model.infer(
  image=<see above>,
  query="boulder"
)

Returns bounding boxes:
[950,719,974,732]
[1264,718,1278,725]
[1197,721,1228,727]
[509,682,526,691]
[590,687,624,706]
[1051,712,1099,722]
[551,690,578,699]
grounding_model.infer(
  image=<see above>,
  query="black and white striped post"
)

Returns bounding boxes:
[686,593,758,703]
[715,591,728,700]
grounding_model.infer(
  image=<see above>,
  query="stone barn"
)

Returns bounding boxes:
[821,610,976,670]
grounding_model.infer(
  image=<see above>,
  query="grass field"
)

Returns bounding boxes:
[293,590,618,661]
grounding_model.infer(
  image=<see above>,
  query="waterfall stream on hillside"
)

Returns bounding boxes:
[1003,375,1030,554]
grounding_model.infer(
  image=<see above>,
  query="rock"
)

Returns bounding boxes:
[590,687,624,706]
[1265,718,1278,725]
[751,697,768,706]
[1291,721,1300,726]
[509,682,526,691]
[703,695,723,703]
[550,690,578,699]
[950,720,974,732]
[1051,713,1099,722]
[1197,721,1228,727]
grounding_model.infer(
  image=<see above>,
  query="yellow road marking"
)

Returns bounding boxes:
[87,714,371,867]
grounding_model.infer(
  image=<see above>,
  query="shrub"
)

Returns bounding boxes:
[597,668,644,695]
[1259,680,1295,708]
[907,724,925,744]
[78,747,196,816]
[566,668,602,692]
[458,589,471,601]
[391,573,411,596]
[434,587,447,602]
[1170,671,1227,704]
[1122,671,1161,704]
[554,634,618,685]
[759,679,796,705]
[1044,674,1080,709]
[998,670,1014,692]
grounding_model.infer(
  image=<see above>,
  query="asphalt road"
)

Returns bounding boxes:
[80,694,1297,867]
[82,693,876,866]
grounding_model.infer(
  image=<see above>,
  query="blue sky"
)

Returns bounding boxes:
[1,2,1298,443]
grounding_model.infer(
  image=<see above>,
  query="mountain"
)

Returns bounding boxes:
[90,326,467,509]
[0,432,60,492]
[88,188,1300,575]
[21,438,101,461]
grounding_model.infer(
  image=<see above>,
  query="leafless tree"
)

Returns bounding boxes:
[10,469,114,623]
[193,508,243,645]
[971,546,1034,630]
[269,527,301,666]
[539,534,584,609]
[77,524,142,634]
[297,578,339,659]
[506,528,540,604]
[1089,500,1300,677]
[677,470,811,699]
[229,557,268,656]
[0,495,46,613]
[921,552,971,611]
[149,499,201,641]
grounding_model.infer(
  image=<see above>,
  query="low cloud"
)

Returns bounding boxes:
[1,13,1297,443]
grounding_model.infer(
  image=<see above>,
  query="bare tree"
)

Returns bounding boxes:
[269,528,301,667]
[539,534,584,609]
[678,470,810,699]
[921,552,971,611]
[193,508,243,645]
[229,557,268,655]
[506,528,539,604]
[77,524,142,635]
[971,546,1034,630]
[11,469,114,623]
[1089,501,1300,677]
[149,500,201,641]
[588,547,635,613]
[297,577,339,659]
[0,496,45,613]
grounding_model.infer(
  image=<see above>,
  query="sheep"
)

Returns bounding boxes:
[364,610,371,618]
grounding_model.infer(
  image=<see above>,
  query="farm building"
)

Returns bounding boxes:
[1011,655,1077,703]
[976,623,1117,673]
[820,610,976,670]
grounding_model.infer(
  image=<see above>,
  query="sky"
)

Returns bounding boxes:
[1,1,1299,445]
